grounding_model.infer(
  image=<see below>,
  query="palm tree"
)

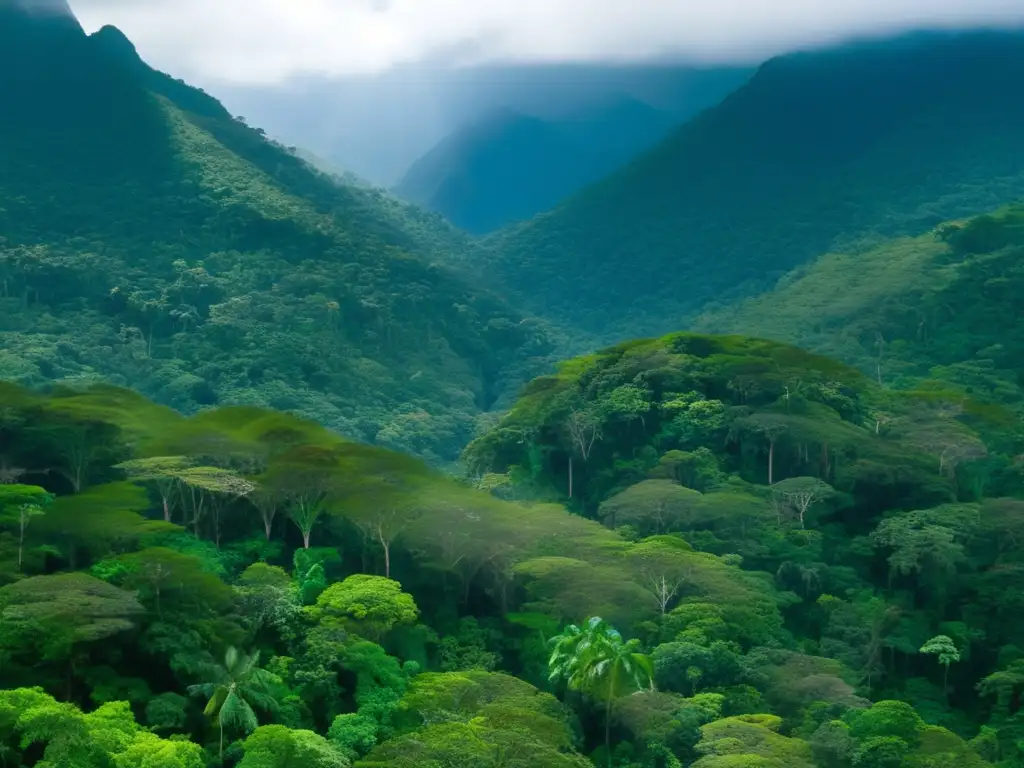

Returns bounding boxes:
[188,646,280,761]
[548,616,653,766]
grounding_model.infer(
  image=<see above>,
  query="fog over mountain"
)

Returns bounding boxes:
[213,64,753,185]
[66,0,1024,184]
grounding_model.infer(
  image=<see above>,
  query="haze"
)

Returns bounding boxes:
[71,0,1024,84]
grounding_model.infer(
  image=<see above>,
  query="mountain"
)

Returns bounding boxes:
[480,30,1024,342]
[215,64,754,186]
[0,2,555,463]
[697,203,1024,414]
[396,97,675,234]
[557,94,675,168]
[291,146,374,188]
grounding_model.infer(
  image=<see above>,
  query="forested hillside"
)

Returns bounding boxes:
[698,203,1024,419]
[395,97,675,234]
[465,331,1024,765]
[0,1,553,463]
[6,2,1024,767]
[1,380,786,767]
[480,30,1024,340]
[6,332,1020,766]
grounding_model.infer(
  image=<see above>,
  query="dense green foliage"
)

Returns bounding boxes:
[0,378,795,765]
[7,5,1024,768]
[0,4,554,463]
[465,331,1024,766]
[698,203,1024,423]
[479,31,1024,341]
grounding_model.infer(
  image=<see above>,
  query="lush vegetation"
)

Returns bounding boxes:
[465,331,1024,766]
[7,6,1024,768]
[478,31,1024,341]
[1,377,802,767]
[0,7,555,464]
[698,203,1024,422]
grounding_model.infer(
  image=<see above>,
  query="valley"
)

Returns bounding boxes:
[3,2,1024,767]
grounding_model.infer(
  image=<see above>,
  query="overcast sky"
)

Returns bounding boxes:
[70,0,1024,85]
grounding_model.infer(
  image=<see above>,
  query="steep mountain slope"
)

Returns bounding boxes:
[0,2,553,462]
[557,94,674,168]
[395,108,593,234]
[697,203,1024,412]
[481,30,1024,341]
[216,63,753,186]
[395,98,674,234]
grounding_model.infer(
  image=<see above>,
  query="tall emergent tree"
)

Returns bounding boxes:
[919,634,961,702]
[0,483,53,569]
[548,616,653,765]
[188,646,280,761]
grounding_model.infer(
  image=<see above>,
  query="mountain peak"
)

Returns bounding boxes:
[6,0,74,15]
[2,0,79,26]
[0,0,84,44]
[90,24,143,65]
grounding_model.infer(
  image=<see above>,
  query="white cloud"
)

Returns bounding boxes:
[70,0,1024,84]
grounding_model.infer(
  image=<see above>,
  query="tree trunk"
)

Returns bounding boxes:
[568,455,573,499]
[302,530,311,549]
[768,439,775,485]
[383,540,391,579]
[162,495,170,522]
[605,694,613,767]
[17,517,26,570]
[264,518,272,540]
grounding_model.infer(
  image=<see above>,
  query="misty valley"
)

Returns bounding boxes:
[4,1,1024,767]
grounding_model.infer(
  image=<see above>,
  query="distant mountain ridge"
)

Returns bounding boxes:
[216,65,754,186]
[0,2,553,462]
[395,96,677,233]
[479,29,1024,341]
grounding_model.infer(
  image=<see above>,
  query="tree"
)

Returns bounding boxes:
[114,731,207,768]
[115,456,192,523]
[919,635,960,702]
[771,477,834,529]
[178,466,255,547]
[0,483,53,569]
[0,573,144,669]
[266,446,343,549]
[249,479,283,541]
[691,714,814,767]
[548,616,653,766]
[188,646,281,761]
[29,409,123,493]
[104,547,234,619]
[626,536,696,615]
[238,725,349,768]
[235,563,300,642]
[328,713,378,760]
[565,406,602,498]
[341,451,431,577]
[734,413,790,485]
[35,482,175,566]
[0,688,206,768]
[869,507,974,592]
[358,721,591,768]
[306,574,419,642]
[598,480,703,535]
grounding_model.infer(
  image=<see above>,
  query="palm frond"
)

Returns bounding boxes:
[218,691,259,734]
